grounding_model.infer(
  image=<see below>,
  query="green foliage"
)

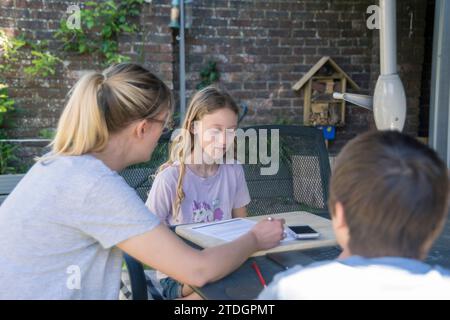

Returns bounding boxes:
[0,32,51,173]
[0,83,18,173]
[0,30,61,78]
[24,49,63,78]
[0,142,19,174]
[0,31,25,74]
[275,116,296,126]
[55,0,144,65]
[196,61,220,90]
[38,128,56,140]
[0,84,15,130]
[0,1,145,173]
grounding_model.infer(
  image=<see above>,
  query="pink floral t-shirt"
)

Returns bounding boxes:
[145,163,251,226]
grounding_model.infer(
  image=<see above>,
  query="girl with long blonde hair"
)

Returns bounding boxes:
[146,85,251,299]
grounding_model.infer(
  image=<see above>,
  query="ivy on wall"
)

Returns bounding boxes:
[0,0,145,173]
[196,61,220,90]
[0,30,22,173]
[55,0,144,65]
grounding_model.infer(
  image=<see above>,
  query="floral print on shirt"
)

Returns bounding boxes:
[192,199,224,223]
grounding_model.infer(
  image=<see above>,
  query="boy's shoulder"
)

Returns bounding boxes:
[259,256,450,299]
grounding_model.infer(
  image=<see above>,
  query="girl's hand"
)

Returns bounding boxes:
[250,218,285,251]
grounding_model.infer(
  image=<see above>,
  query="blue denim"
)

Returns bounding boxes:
[160,277,183,299]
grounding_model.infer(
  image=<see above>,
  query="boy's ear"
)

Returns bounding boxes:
[333,201,348,229]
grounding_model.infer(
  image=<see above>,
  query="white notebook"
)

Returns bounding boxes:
[189,218,296,243]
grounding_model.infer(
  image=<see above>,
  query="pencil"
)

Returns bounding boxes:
[251,261,267,288]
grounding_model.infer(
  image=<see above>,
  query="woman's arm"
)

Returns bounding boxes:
[232,206,248,218]
[117,218,284,287]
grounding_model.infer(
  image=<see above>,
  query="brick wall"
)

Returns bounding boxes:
[0,0,174,139]
[181,0,428,153]
[0,0,430,166]
[0,0,175,166]
[185,0,375,128]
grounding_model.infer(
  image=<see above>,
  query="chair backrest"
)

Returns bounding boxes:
[240,125,331,218]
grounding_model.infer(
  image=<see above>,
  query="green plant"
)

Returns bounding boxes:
[0,1,146,173]
[0,84,15,128]
[0,84,19,173]
[38,128,56,140]
[1,30,61,78]
[0,142,19,174]
[0,33,35,173]
[55,0,144,65]
[275,116,297,126]
[24,48,63,78]
[196,61,220,90]
[0,31,25,74]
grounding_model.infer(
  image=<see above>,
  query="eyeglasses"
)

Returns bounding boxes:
[149,117,175,134]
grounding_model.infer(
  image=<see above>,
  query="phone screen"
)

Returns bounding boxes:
[289,225,318,235]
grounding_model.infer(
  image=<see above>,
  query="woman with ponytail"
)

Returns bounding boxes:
[0,63,284,299]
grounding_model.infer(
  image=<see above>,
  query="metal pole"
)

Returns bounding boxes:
[380,0,397,75]
[179,0,186,121]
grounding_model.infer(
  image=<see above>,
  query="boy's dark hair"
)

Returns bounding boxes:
[329,130,450,259]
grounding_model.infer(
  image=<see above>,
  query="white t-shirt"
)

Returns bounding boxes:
[0,154,160,299]
[258,256,450,300]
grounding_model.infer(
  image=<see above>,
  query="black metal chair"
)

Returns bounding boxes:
[122,253,149,300]
[240,125,331,218]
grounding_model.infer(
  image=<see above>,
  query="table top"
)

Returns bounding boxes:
[193,246,341,299]
[176,211,337,257]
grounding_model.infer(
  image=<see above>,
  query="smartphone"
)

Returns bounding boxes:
[288,225,320,239]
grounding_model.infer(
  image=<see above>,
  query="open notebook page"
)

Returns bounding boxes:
[189,218,296,243]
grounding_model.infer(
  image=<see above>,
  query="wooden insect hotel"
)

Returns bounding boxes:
[292,56,360,127]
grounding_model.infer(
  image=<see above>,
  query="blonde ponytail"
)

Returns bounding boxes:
[51,72,108,156]
[39,63,173,161]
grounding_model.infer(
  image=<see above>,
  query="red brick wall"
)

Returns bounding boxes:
[0,0,174,139]
[0,0,429,162]
[185,0,375,125]
[181,0,428,153]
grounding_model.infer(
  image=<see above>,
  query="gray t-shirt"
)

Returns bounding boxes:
[0,154,160,299]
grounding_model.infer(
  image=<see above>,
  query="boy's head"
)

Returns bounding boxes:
[329,130,449,260]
